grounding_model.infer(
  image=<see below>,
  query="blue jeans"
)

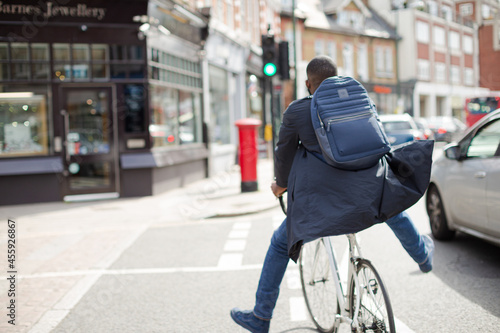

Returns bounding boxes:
[253,211,428,320]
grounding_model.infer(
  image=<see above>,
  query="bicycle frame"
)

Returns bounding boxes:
[321,234,363,331]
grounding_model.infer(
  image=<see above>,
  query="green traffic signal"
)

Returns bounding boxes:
[263,62,277,76]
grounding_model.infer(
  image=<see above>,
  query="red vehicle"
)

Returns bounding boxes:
[465,96,500,127]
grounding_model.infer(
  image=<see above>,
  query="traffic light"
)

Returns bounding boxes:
[262,34,277,77]
[278,41,290,80]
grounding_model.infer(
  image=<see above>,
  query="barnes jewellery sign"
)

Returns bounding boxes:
[0,1,106,20]
[0,0,148,24]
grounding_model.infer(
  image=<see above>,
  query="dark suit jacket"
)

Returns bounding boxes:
[274,96,433,262]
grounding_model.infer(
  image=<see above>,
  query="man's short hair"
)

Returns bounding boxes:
[306,55,338,89]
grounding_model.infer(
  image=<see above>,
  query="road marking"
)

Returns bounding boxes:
[224,239,247,251]
[218,253,243,267]
[228,229,249,238]
[395,317,416,333]
[289,297,308,321]
[28,225,149,333]
[7,264,265,281]
[233,221,251,230]
[286,269,302,290]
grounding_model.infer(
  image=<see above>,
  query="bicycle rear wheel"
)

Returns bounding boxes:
[299,239,339,333]
[349,259,395,333]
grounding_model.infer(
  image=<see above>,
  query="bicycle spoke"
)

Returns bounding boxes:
[300,239,339,333]
[350,260,395,333]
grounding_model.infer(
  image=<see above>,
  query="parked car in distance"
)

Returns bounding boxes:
[379,113,424,145]
[424,116,467,142]
[414,118,434,140]
[426,108,500,247]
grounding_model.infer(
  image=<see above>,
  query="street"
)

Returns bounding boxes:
[1,151,500,333]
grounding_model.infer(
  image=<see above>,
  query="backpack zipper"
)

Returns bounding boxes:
[325,111,373,131]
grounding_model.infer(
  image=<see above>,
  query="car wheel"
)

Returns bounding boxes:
[426,185,455,240]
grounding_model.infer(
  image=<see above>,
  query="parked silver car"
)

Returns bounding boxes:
[426,109,500,246]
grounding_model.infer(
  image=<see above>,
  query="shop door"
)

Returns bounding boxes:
[61,87,118,199]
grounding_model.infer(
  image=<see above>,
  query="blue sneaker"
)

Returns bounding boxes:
[419,235,435,273]
[230,308,270,333]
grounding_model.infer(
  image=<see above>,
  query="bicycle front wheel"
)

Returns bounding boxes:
[299,239,339,333]
[349,259,395,333]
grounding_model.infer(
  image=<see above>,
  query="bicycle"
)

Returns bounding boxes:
[279,195,396,333]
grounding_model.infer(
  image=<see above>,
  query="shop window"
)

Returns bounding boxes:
[1,64,9,80]
[31,44,49,61]
[72,44,90,61]
[91,44,108,61]
[124,84,146,133]
[209,65,230,144]
[0,43,8,60]
[128,45,144,61]
[12,63,30,80]
[53,43,70,61]
[150,86,178,147]
[149,85,202,147]
[11,43,29,61]
[129,64,145,79]
[110,45,126,60]
[32,64,50,80]
[92,64,108,79]
[179,91,201,144]
[0,85,49,157]
[111,65,128,79]
[72,64,90,80]
[53,63,71,81]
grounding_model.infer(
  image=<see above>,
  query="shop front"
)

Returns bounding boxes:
[0,0,209,205]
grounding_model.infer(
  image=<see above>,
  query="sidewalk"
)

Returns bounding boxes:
[0,158,277,333]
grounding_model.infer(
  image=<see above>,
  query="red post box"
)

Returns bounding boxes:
[235,118,262,192]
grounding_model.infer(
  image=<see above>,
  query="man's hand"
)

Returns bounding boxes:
[271,181,287,198]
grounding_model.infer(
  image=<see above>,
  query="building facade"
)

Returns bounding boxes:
[372,0,490,119]
[0,0,283,205]
[293,0,404,115]
[455,0,500,91]
[0,0,211,205]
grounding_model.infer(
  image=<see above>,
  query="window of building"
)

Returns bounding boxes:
[435,62,446,82]
[342,43,354,77]
[148,48,202,90]
[0,85,50,157]
[464,68,474,86]
[315,39,324,56]
[384,48,393,75]
[449,31,460,50]
[497,21,500,50]
[428,1,438,16]
[337,11,364,30]
[416,21,430,43]
[463,35,473,54]
[149,85,202,147]
[357,44,368,81]
[417,59,430,80]
[482,4,492,19]
[450,66,460,84]
[148,48,203,147]
[226,0,234,30]
[433,26,446,47]
[209,65,230,144]
[327,41,337,63]
[375,47,384,75]
[375,46,394,78]
[441,5,453,21]
[459,3,473,16]
[150,86,178,146]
